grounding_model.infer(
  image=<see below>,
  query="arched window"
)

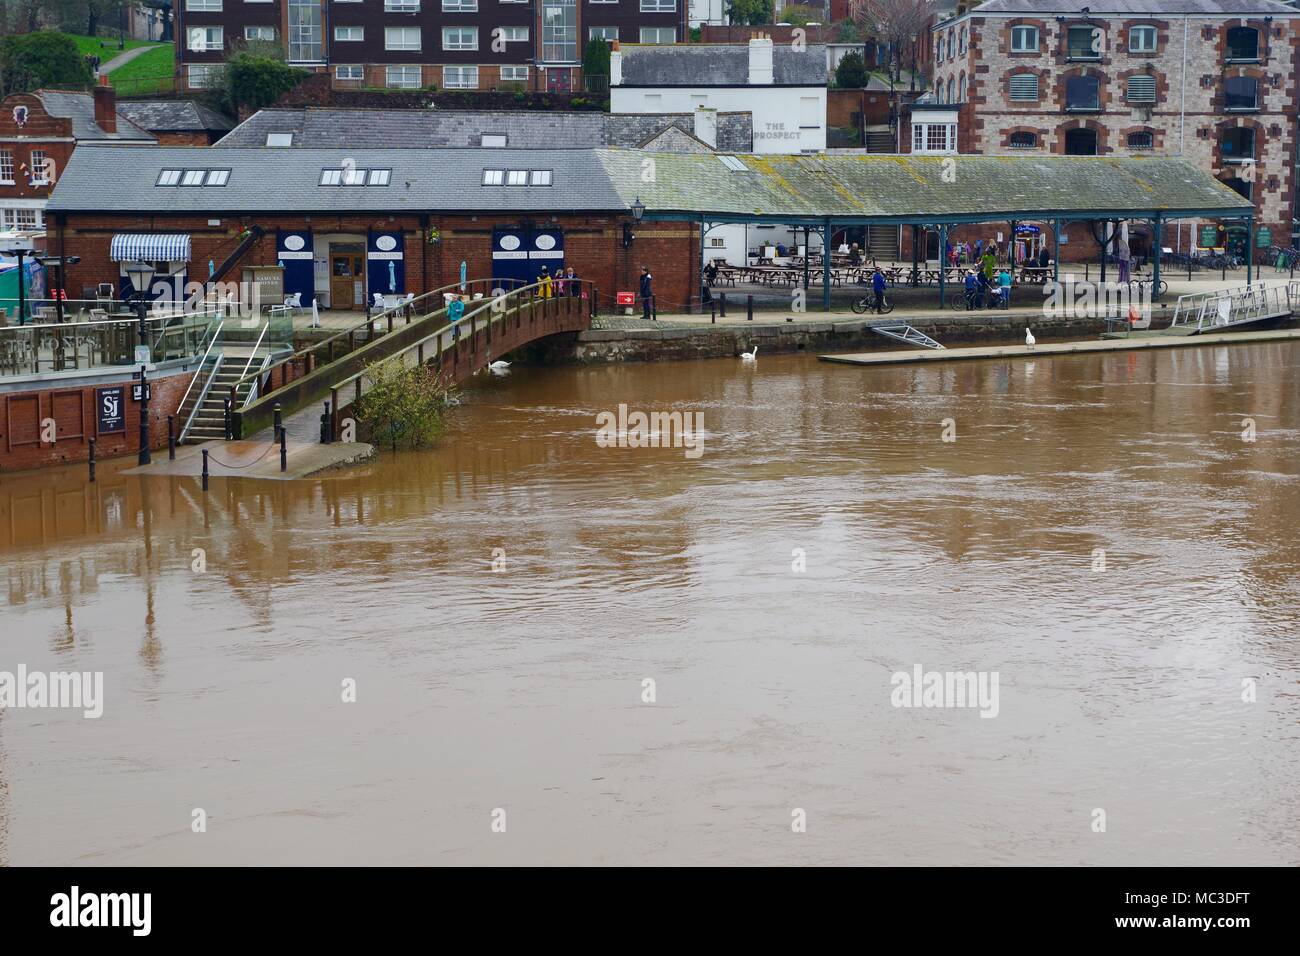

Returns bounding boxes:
[1064,127,1098,155]
[1127,130,1154,150]
[1009,131,1038,149]
[959,74,967,101]
[960,28,968,54]
[938,36,945,61]
[947,76,955,103]
[1226,26,1259,61]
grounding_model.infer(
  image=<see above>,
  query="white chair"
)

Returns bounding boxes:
[284,292,302,310]
[373,292,386,310]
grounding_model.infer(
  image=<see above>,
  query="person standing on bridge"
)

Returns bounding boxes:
[447,294,465,340]
[640,267,655,320]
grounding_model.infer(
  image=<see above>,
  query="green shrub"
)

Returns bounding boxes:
[222,52,307,112]
[357,358,454,452]
[0,32,92,95]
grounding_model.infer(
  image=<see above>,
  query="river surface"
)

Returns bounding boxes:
[2,344,1298,866]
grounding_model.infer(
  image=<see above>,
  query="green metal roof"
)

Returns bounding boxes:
[595,151,1254,224]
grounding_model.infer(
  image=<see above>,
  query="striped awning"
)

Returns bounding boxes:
[110,233,191,262]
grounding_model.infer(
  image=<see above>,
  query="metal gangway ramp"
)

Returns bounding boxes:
[1167,281,1299,334]
[869,321,945,350]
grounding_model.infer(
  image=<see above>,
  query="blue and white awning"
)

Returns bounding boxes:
[110,233,191,262]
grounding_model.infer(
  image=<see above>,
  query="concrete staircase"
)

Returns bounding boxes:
[864,126,895,153]
[867,225,901,260]
[182,347,270,443]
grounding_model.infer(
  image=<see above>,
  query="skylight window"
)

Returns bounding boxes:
[156,169,182,186]
[482,169,504,185]
[181,169,205,185]
[481,133,507,147]
[718,155,749,172]
[319,167,391,186]
[266,133,293,147]
[368,169,391,186]
[530,170,552,186]
[505,170,528,186]
[205,169,230,186]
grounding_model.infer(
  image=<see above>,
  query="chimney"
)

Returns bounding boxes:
[609,40,622,87]
[748,37,775,86]
[694,105,718,149]
[93,76,116,134]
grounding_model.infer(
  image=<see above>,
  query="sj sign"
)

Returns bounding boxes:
[97,386,125,434]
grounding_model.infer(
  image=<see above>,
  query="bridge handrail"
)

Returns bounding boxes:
[328,279,593,399]
[227,277,527,402]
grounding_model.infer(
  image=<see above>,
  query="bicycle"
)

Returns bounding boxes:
[949,288,1008,311]
[1127,276,1169,299]
[851,291,894,315]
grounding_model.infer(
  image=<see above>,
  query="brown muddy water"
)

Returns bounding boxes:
[2,344,1298,866]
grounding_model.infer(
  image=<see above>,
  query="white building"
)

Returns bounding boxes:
[610,38,828,154]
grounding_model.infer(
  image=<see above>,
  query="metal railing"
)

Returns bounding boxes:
[179,352,224,445]
[0,307,224,379]
[1169,281,1300,332]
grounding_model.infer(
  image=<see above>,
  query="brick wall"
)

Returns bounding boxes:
[152,131,217,146]
[0,368,189,472]
[0,94,76,201]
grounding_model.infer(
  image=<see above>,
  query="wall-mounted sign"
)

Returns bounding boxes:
[1256,227,1272,248]
[131,382,151,403]
[1199,225,1219,248]
[97,386,125,434]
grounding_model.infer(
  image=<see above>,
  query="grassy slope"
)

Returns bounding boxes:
[66,33,164,61]
[108,44,176,83]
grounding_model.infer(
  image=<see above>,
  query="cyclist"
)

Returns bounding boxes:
[871,267,887,314]
[963,269,978,310]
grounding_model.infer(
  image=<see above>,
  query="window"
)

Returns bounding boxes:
[936,37,945,61]
[444,65,479,88]
[500,66,528,82]
[1127,131,1154,150]
[946,77,954,102]
[5,208,42,231]
[1221,126,1255,162]
[188,64,220,88]
[911,123,956,154]
[1126,74,1156,104]
[181,169,205,186]
[156,169,182,186]
[1128,26,1157,53]
[384,0,420,10]
[1224,76,1258,111]
[1067,24,1103,59]
[288,0,323,62]
[505,170,528,185]
[187,27,223,51]
[589,27,618,41]
[387,27,421,51]
[185,0,222,9]
[1010,25,1038,53]
[335,65,363,81]
[958,74,966,101]
[543,0,578,61]
[482,169,504,185]
[386,66,422,89]
[641,0,675,10]
[1008,131,1037,149]
[244,26,276,41]
[266,133,293,146]
[498,26,528,42]
[481,134,507,147]
[26,149,49,184]
[369,169,391,186]
[1009,73,1039,101]
[640,27,675,44]
[1226,26,1259,61]
[530,170,552,186]
[1064,127,1098,155]
[442,27,477,51]
[0,149,13,183]
[1065,75,1100,110]
[718,155,748,171]
[443,0,477,8]
[205,169,230,185]
[959,28,967,54]
[335,27,363,41]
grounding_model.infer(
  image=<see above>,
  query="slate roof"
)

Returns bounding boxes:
[116,100,234,134]
[617,44,828,87]
[32,90,155,142]
[45,146,1252,221]
[594,151,1255,221]
[46,146,627,214]
[967,0,1298,14]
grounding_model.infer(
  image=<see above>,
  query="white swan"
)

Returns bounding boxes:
[740,346,758,362]
[1024,328,1036,350]
[488,360,510,370]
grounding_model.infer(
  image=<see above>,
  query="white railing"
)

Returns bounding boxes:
[175,319,225,415]
[1169,283,1296,332]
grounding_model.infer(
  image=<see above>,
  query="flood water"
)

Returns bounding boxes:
[2,343,1298,866]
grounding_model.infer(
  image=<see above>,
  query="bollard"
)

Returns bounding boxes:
[167,415,175,460]
[746,295,754,321]
[321,400,332,445]
[279,424,287,473]
[273,402,282,435]
[201,448,209,491]
[223,397,232,441]
[711,301,716,324]
[719,293,727,318]
[88,438,96,483]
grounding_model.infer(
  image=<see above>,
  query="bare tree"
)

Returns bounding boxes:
[850,0,936,86]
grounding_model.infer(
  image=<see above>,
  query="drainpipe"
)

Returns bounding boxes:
[1179,15,1189,255]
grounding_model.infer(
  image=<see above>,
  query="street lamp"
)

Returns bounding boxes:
[630,197,645,222]
[124,260,155,465]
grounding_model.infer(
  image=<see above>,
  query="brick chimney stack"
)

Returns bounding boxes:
[93,76,117,134]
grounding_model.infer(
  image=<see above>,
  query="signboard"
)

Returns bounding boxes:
[131,382,151,403]
[1256,227,1272,248]
[1199,225,1219,248]
[97,386,125,434]
[616,292,635,306]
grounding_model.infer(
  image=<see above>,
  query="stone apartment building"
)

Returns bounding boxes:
[175,0,688,94]
[930,0,1300,252]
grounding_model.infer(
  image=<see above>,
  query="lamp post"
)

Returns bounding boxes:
[125,261,155,465]
[630,196,645,223]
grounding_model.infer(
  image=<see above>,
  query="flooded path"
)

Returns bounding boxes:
[2,343,1298,865]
